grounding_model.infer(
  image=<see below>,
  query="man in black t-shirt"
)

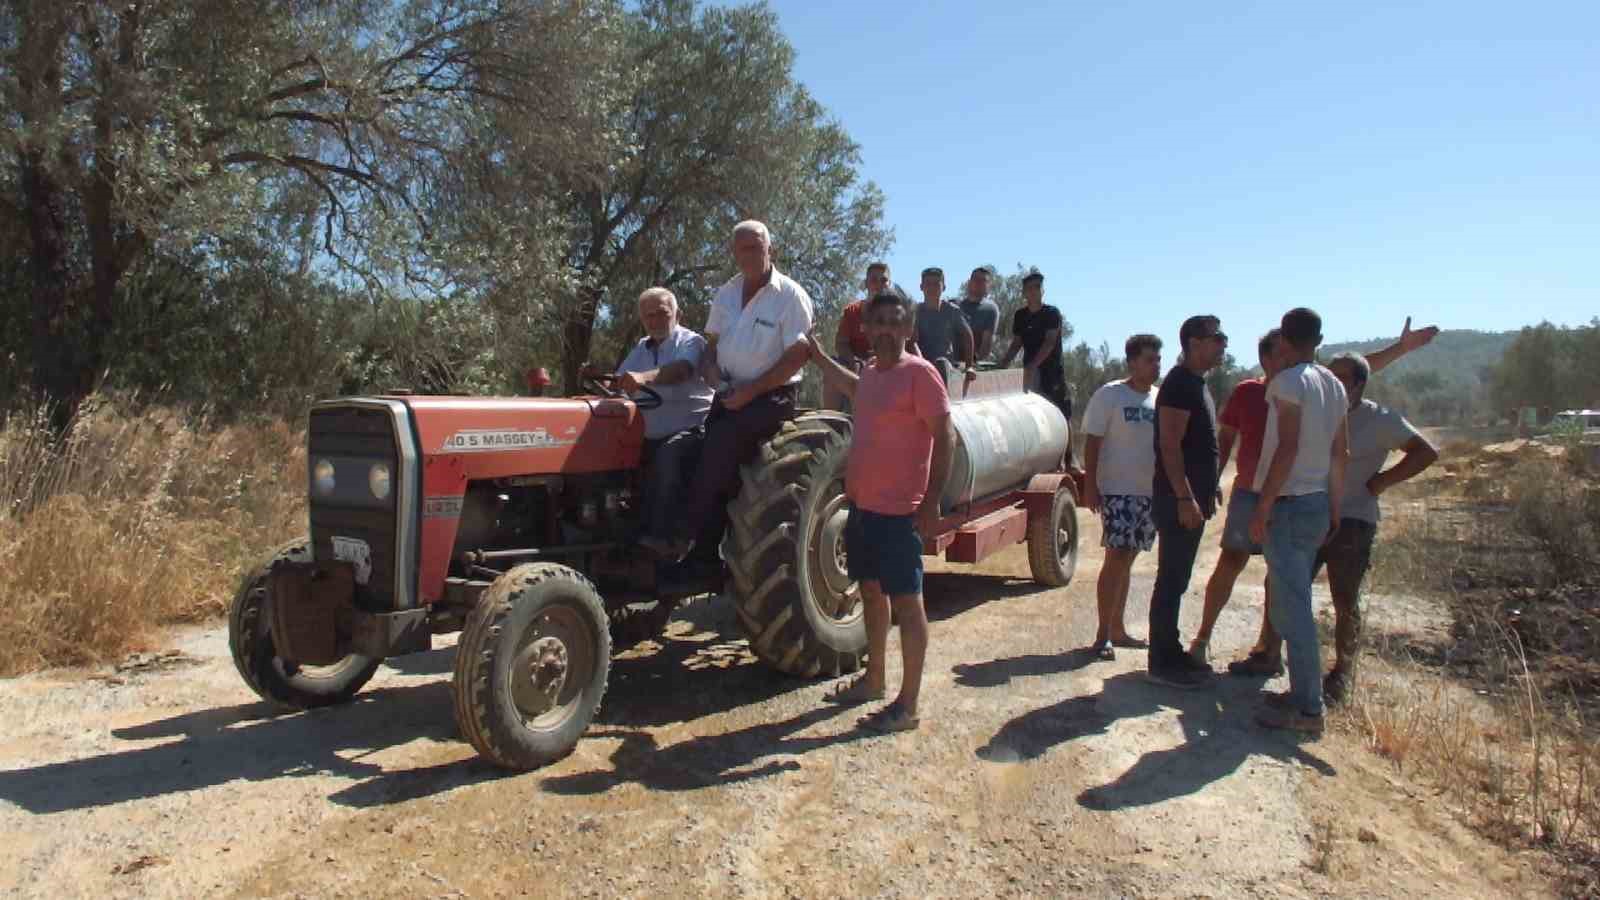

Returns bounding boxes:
[1000,269,1072,417]
[1147,314,1228,690]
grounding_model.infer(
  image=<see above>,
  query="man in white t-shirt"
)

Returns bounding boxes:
[1248,307,1349,735]
[1081,334,1162,661]
[648,220,814,563]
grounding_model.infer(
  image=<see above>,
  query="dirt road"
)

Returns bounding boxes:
[0,520,1554,898]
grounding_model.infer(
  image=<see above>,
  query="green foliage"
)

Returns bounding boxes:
[1487,321,1600,421]
[0,0,889,414]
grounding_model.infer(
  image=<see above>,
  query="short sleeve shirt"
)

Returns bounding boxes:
[1341,399,1422,523]
[1011,305,1065,373]
[616,326,714,440]
[957,298,1000,340]
[915,301,971,362]
[1083,380,1157,497]
[706,268,814,388]
[846,355,952,515]
[1218,378,1269,490]
[1152,365,1220,514]
[1254,363,1348,497]
[836,300,871,358]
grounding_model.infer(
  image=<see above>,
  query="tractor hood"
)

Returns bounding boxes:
[379,394,645,475]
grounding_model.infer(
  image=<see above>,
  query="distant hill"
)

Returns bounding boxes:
[1321,329,1516,385]
[1318,329,1517,424]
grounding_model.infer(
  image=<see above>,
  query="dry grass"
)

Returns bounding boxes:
[1343,439,1600,894]
[0,396,304,675]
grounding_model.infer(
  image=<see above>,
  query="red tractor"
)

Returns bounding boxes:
[229,369,1079,769]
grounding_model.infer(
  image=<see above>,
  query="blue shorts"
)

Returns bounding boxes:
[844,506,924,597]
[1220,488,1264,555]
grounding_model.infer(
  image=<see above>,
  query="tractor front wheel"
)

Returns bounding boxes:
[228,538,381,710]
[452,563,611,770]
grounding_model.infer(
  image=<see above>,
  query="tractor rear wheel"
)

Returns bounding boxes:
[724,413,865,678]
[228,538,381,710]
[452,563,611,770]
[1027,484,1080,587]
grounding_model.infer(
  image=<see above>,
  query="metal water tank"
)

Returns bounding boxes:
[939,389,1069,512]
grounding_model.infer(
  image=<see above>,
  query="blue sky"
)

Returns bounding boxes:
[745,0,1598,351]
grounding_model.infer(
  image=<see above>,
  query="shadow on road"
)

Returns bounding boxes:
[922,571,1046,623]
[951,648,1100,687]
[541,703,868,795]
[0,604,820,815]
[973,671,1337,811]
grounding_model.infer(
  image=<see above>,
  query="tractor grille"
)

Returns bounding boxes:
[308,405,404,610]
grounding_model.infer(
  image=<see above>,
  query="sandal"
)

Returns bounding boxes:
[824,676,885,706]
[1093,640,1116,661]
[859,701,920,733]
[1110,635,1149,649]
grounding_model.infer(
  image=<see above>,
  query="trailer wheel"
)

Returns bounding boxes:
[228,538,381,710]
[1027,484,1079,587]
[452,563,610,770]
[724,412,866,678]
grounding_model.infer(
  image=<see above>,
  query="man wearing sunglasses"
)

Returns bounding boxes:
[1147,315,1228,690]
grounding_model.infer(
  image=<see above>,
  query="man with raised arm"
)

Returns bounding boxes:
[802,292,954,734]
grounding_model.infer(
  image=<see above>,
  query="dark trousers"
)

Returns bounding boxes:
[682,386,795,540]
[1148,493,1207,668]
[641,428,703,540]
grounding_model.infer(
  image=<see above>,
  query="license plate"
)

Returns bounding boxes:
[331,536,373,585]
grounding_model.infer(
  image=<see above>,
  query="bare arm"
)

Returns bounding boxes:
[625,360,695,388]
[1082,434,1104,511]
[833,319,855,366]
[747,342,811,395]
[956,318,976,369]
[1217,423,1239,474]
[999,335,1023,368]
[801,334,860,400]
[1327,414,1349,526]
[698,336,721,385]
[1157,406,1194,498]
[916,413,956,535]
[1367,316,1439,374]
[1369,434,1438,495]
[1254,400,1303,510]
[1027,328,1060,369]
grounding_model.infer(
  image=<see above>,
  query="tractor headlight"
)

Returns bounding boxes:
[368,462,392,500]
[313,458,336,495]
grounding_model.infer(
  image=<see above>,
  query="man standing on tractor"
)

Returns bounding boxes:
[801,292,955,733]
[1080,333,1163,661]
[999,269,1072,419]
[958,265,1002,361]
[828,262,891,411]
[601,287,714,551]
[645,220,813,563]
[912,266,978,391]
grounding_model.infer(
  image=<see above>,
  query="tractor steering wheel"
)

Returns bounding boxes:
[584,372,664,410]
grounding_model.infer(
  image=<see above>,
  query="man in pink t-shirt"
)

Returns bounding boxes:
[802,292,954,733]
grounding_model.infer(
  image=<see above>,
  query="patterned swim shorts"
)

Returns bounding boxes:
[1100,494,1157,552]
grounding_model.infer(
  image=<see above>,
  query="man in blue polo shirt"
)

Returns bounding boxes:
[609,287,714,547]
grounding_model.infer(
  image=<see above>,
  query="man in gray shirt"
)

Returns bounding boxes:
[913,267,976,389]
[607,287,714,545]
[958,266,1001,361]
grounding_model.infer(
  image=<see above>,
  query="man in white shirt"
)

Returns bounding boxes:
[648,220,814,561]
[1080,334,1162,661]
[1248,307,1349,735]
[604,288,714,546]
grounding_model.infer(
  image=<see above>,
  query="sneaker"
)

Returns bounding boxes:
[1146,665,1208,690]
[1255,706,1325,736]
[1094,640,1116,662]
[1226,651,1286,678]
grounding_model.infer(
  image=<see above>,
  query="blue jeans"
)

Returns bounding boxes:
[642,428,703,540]
[1263,492,1331,717]
[1149,494,1206,668]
